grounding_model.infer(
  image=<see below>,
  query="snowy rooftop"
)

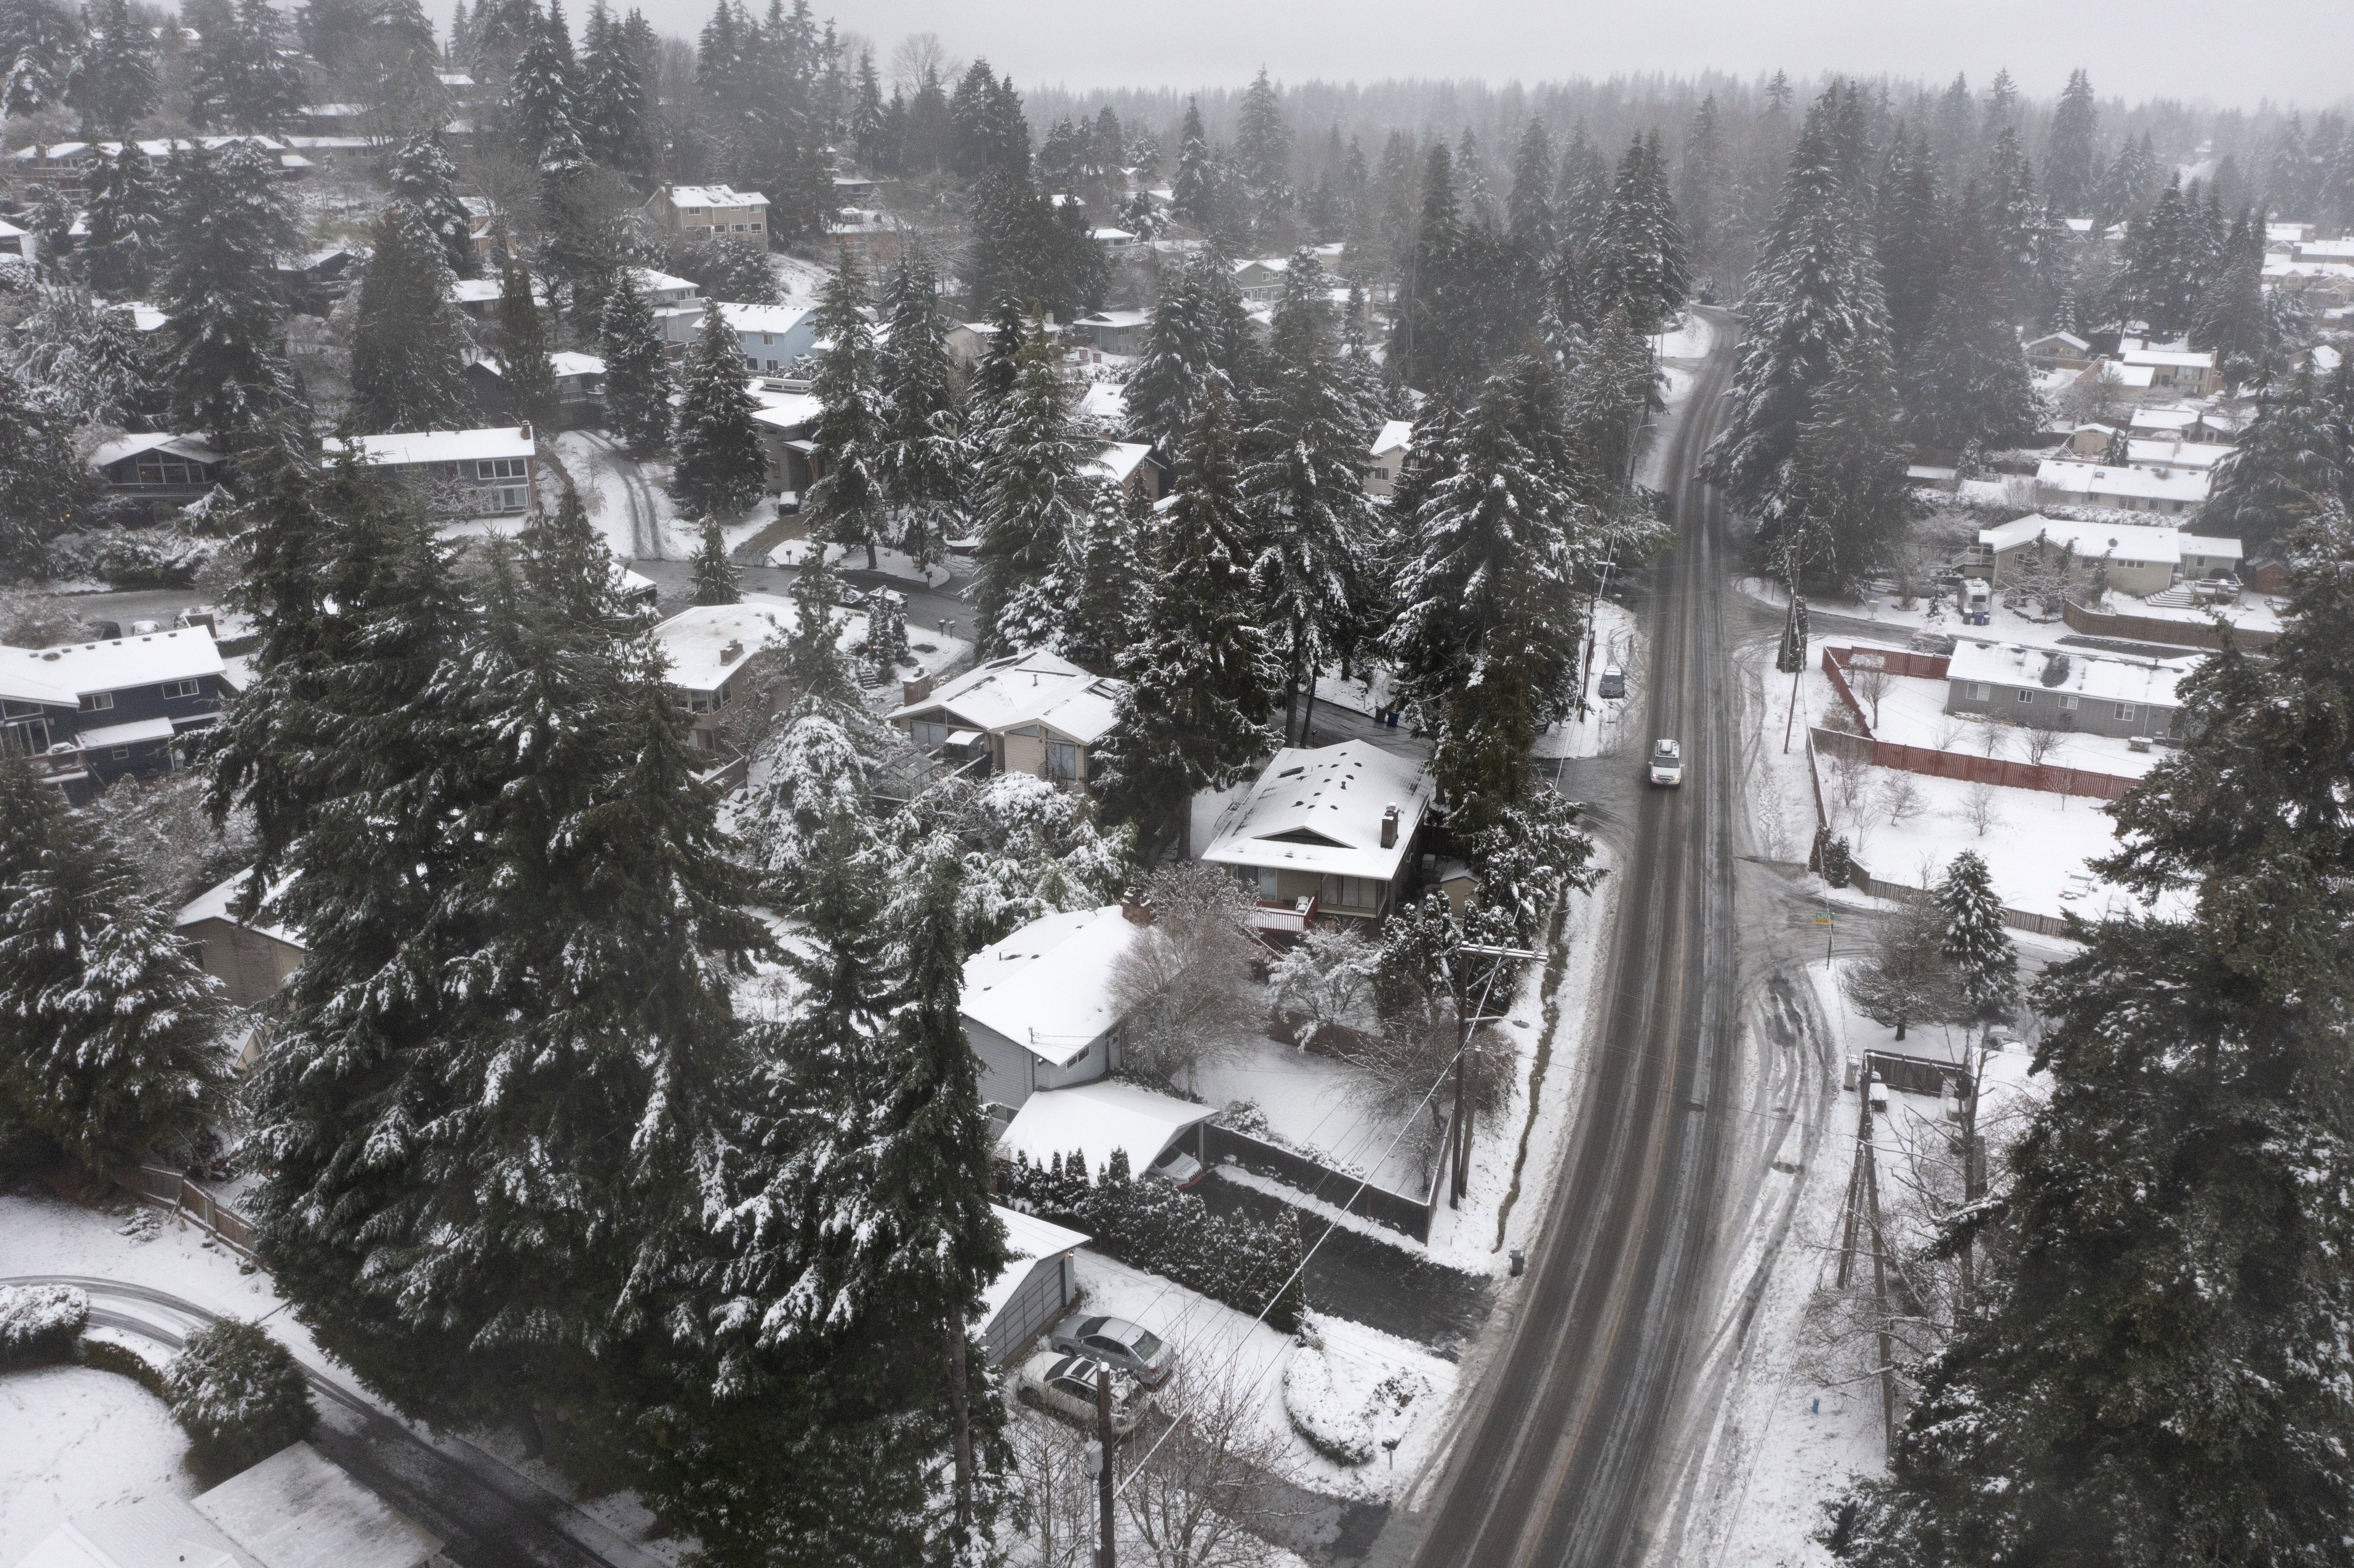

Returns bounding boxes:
[996,1080,1217,1179]
[449,278,502,304]
[323,428,535,468]
[661,184,766,208]
[2124,439,2233,471]
[2119,346,2214,370]
[193,1443,440,1568]
[894,649,1126,747]
[177,868,300,946]
[960,905,1142,1063]
[749,392,823,431]
[2128,406,2223,434]
[2263,258,2354,280]
[474,351,605,379]
[651,592,857,695]
[1978,514,2192,565]
[1370,418,1413,457]
[981,1203,1090,1327]
[2036,460,2211,506]
[629,267,701,298]
[2026,330,2089,351]
[17,1494,260,1568]
[88,432,222,469]
[1199,740,1435,884]
[1947,640,2192,711]
[1076,308,1150,329]
[0,627,223,707]
[709,302,813,336]
[2292,238,2354,260]
[1092,441,1152,487]
[1090,227,1136,241]
[1076,383,1128,424]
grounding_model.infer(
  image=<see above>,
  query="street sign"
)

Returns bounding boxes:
[1812,913,1833,926]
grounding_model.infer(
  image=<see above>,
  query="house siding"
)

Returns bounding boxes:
[1944,677,2175,737]
[983,1252,1076,1365]
[180,918,304,1008]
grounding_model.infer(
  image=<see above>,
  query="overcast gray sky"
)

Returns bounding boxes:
[596,0,2351,110]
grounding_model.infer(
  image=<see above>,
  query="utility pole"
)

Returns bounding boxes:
[1866,1121,1896,1458]
[1837,1056,1874,1290]
[1781,548,1808,754]
[1450,941,1541,1206]
[1095,1369,1116,1568]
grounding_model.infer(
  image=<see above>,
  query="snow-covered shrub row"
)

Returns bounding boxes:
[1001,1149,1307,1332]
[1280,1315,1435,1466]
[163,1319,315,1473]
[0,1283,89,1366]
[47,523,222,588]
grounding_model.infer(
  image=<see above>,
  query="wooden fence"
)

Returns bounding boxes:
[121,1165,258,1260]
[1818,648,2141,802]
[1200,1112,1454,1244]
[2062,596,2276,652]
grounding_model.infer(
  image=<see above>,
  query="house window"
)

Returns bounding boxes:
[495,486,526,511]
[1046,740,1079,781]
[81,692,114,712]
[2015,690,2034,705]
[1255,867,1278,901]
[910,719,950,749]
[2115,703,2138,722]
[160,679,200,699]
[2057,694,2079,711]
[750,223,762,232]
[111,747,131,759]
[476,457,526,480]
[1965,683,1991,701]
[1320,874,1380,911]
[1373,467,1390,480]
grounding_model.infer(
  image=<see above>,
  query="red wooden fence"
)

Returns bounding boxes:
[1818,649,2140,802]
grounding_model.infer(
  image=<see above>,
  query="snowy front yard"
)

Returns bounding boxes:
[0,1364,195,1563]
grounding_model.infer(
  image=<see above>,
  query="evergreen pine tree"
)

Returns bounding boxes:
[806,248,888,569]
[1233,67,1291,243]
[1052,485,1147,677]
[1094,381,1280,855]
[598,271,673,458]
[2043,68,2100,216]
[691,518,739,605]
[1387,140,1461,390]
[1905,184,2043,454]
[1875,128,1945,373]
[874,253,967,573]
[1840,890,1957,1042]
[1244,248,1380,745]
[186,0,303,132]
[2192,210,2275,393]
[493,254,557,429]
[1171,97,1219,233]
[0,368,99,576]
[1128,246,1256,456]
[2203,366,2349,556]
[1934,849,2018,1027]
[669,301,767,517]
[0,796,228,1171]
[78,141,164,299]
[62,0,158,137]
[510,0,583,171]
[1506,118,1557,258]
[158,141,300,442]
[352,200,474,434]
[389,133,475,278]
[578,0,650,175]
[1780,327,1913,591]
[971,321,1099,656]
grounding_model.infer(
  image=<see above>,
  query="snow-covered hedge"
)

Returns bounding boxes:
[1001,1149,1307,1332]
[0,1284,89,1366]
[164,1319,315,1472]
[1281,1315,1434,1467]
[47,523,222,588]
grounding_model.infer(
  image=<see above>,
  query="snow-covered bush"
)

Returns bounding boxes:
[1281,1314,1434,1467]
[0,1284,89,1366]
[164,1319,315,1472]
[46,523,221,588]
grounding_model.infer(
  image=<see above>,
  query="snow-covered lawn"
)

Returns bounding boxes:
[1739,575,2071,653]
[767,538,955,588]
[1192,1036,1429,1195]
[769,252,835,299]
[1846,660,2164,781]
[1652,311,1714,362]
[0,1364,195,1563]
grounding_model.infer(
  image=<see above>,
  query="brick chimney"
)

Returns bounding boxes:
[901,670,931,706]
[720,639,743,663]
[1380,804,1399,849]
[1120,887,1154,926]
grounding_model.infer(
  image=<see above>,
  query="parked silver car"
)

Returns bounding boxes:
[1049,1314,1174,1388]
[1015,1351,1145,1436]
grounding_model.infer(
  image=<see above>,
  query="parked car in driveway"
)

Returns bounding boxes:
[1016,1351,1145,1436]
[1050,1315,1173,1388]
[1146,1145,1204,1189]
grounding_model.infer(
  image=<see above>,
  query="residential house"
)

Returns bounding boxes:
[650,592,862,753]
[1070,307,1150,355]
[465,350,607,427]
[2033,458,2209,517]
[1090,226,1137,255]
[1198,740,1436,931]
[88,433,226,517]
[1076,381,1129,428]
[629,267,703,306]
[2176,534,2244,579]
[825,207,913,265]
[2124,437,2233,472]
[321,426,538,516]
[0,216,25,257]
[2264,257,2354,309]
[1943,639,2189,738]
[176,870,303,1008]
[2129,404,2237,441]
[657,301,819,375]
[273,246,359,312]
[748,389,823,493]
[961,901,1148,1112]
[1364,418,1414,498]
[642,183,769,240]
[2070,357,2158,396]
[980,1205,1090,1364]
[994,1077,1221,1183]
[2118,345,2217,396]
[448,276,505,323]
[946,317,1060,364]
[889,649,1125,788]
[1972,515,2210,597]
[0,626,227,799]
[1093,440,1160,501]
[2024,330,2092,369]
[2063,422,2121,458]
[460,196,513,266]
[831,174,881,202]
[1232,254,1312,303]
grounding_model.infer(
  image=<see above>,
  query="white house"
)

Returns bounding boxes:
[1974,515,2214,597]
[643,183,768,239]
[2118,345,2217,396]
[961,902,1149,1112]
[321,426,538,515]
[1199,740,1437,930]
[2033,459,2210,518]
[650,591,861,751]
[890,649,1125,788]
[996,1078,1220,1184]
[657,301,819,376]
[2124,438,2233,473]
[1365,418,1414,498]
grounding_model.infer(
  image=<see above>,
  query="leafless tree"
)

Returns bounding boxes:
[84,772,257,907]
[0,588,89,647]
[1123,1360,1305,1568]
[1976,722,2007,759]
[1008,1405,1093,1568]
[1934,714,1964,750]
[1111,863,1268,1095]
[2020,722,2062,767]
[1846,660,1890,730]
[1266,926,1379,1048]
[1964,781,2000,838]
[888,31,958,95]
[1877,772,1924,828]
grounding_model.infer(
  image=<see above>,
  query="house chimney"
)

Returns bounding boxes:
[901,671,931,706]
[720,639,743,663]
[518,421,533,444]
[1119,887,1154,926]
[1380,804,1399,849]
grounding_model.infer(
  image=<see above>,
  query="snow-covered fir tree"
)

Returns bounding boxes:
[493,255,558,429]
[78,141,165,299]
[1903,183,2042,454]
[578,0,651,175]
[1094,380,1280,855]
[2203,361,2352,555]
[1590,132,1691,331]
[1050,483,1148,678]
[351,200,475,434]
[873,253,969,573]
[1933,849,2018,1027]
[61,0,157,137]
[1243,247,1381,745]
[971,320,1099,656]
[157,139,301,442]
[1127,246,1257,457]
[598,271,673,458]
[0,778,227,1171]
[669,300,767,517]
[1778,326,1912,590]
[806,249,889,569]
[0,368,99,574]
[389,133,476,278]
[185,0,304,133]
[691,519,740,606]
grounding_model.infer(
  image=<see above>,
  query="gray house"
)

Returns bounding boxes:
[1943,640,2190,738]
[961,901,1147,1114]
[0,627,227,800]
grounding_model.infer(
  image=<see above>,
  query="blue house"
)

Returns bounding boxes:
[0,627,227,800]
